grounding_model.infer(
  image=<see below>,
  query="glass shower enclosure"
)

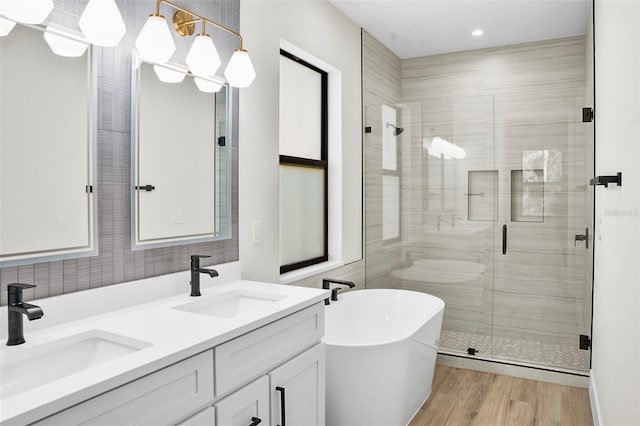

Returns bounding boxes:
[364,32,594,373]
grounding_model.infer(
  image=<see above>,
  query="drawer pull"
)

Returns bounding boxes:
[276,386,286,426]
[249,417,262,426]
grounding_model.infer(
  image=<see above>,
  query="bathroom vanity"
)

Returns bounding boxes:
[0,262,327,425]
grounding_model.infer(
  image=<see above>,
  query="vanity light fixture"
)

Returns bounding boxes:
[0,0,53,25]
[44,24,90,58]
[136,0,256,88]
[78,0,126,47]
[136,14,176,63]
[0,15,16,36]
[185,32,221,77]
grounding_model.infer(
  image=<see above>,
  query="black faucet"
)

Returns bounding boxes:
[7,283,43,346]
[322,278,355,305]
[190,255,219,297]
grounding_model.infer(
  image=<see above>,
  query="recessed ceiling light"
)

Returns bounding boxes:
[472,29,484,37]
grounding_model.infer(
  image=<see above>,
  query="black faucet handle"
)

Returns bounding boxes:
[322,278,356,289]
[190,254,211,268]
[8,283,37,292]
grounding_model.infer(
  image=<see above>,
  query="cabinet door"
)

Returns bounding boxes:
[215,376,270,426]
[269,343,325,426]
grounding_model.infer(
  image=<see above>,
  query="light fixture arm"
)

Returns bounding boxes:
[155,0,244,49]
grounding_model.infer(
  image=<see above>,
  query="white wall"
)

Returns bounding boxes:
[592,0,640,424]
[238,0,362,282]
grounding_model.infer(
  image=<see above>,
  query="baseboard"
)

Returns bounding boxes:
[589,369,603,426]
[437,353,589,388]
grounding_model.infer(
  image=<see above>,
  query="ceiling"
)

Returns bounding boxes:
[328,0,591,59]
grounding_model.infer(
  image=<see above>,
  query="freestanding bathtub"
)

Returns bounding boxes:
[325,289,445,426]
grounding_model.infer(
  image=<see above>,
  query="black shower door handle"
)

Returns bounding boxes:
[502,224,507,255]
[276,386,286,426]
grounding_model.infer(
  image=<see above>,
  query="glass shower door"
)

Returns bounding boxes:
[491,88,592,372]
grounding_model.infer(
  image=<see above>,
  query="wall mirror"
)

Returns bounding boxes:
[131,53,232,249]
[0,23,97,267]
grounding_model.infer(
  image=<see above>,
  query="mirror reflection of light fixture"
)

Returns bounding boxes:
[424,136,466,160]
[0,16,16,36]
[135,0,256,88]
[78,0,126,47]
[0,0,53,24]
[193,76,224,93]
[153,62,188,83]
[44,24,90,58]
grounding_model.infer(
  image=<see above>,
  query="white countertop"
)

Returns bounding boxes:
[0,264,328,424]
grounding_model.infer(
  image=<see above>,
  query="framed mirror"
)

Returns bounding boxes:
[0,23,97,267]
[131,53,232,250]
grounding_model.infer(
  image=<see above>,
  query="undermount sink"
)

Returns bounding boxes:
[0,330,151,399]
[173,290,287,319]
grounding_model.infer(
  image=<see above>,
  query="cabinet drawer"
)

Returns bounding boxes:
[215,303,323,396]
[178,407,216,426]
[215,376,269,426]
[35,350,215,426]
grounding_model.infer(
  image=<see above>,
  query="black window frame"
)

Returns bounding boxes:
[279,49,329,274]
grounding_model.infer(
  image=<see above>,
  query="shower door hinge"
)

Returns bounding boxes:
[579,334,591,350]
[582,107,594,122]
[85,185,93,193]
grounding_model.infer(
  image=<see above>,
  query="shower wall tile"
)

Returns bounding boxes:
[0,0,240,305]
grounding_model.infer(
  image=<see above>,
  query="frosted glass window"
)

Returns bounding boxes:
[383,175,400,240]
[280,165,325,266]
[279,54,322,160]
[382,105,397,170]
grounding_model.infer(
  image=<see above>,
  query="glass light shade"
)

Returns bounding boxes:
[193,77,223,93]
[44,27,89,57]
[153,64,187,83]
[0,0,53,24]
[0,16,16,36]
[224,49,256,88]
[185,34,221,77]
[135,15,175,64]
[79,0,126,47]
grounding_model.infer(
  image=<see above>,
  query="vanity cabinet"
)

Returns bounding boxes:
[30,303,325,426]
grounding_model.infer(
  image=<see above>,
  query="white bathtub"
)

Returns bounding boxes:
[325,289,445,426]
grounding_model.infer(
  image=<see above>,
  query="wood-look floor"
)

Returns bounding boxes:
[409,365,593,426]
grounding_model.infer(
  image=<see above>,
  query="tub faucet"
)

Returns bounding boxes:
[7,283,43,346]
[322,278,355,305]
[190,255,219,297]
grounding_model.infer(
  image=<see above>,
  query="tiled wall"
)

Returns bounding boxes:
[0,0,239,305]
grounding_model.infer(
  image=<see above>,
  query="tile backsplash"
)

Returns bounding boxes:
[0,0,240,305]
